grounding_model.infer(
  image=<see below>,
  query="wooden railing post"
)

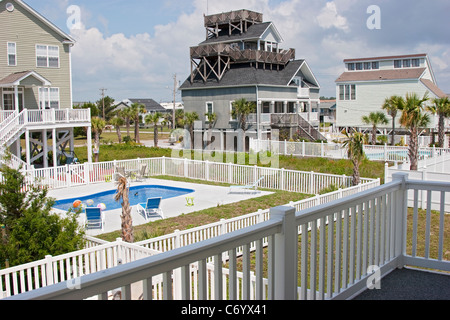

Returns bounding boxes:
[270,206,297,300]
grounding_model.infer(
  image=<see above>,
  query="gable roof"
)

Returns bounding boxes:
[128,99,167,113]
[14,0,76,44]
[180,59,307,90]
[0,71,51,87]
[420,79,447,99]
[335,68,426,83]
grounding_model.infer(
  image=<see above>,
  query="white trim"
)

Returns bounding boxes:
[69,45,73,108]
[1,71,52,87]
[205,101,214,115]
[15,0,76,44]
[36,44,60,69]
[7,42,17,66]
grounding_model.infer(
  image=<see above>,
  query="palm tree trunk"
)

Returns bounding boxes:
[115,177,134,243]
[154,127,159,148]
[372,125,377,145]
[391,116,396,146]
[409,129,419,171]
[438,115,445,147]
[352,159,360,186]
[135,117,140,143]
[115,126,122,144]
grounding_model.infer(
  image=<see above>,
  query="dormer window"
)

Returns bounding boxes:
[394,60,402,68]
[403,59,411,68]
[412,59,420,67]
[348,63,355,71]
[364,62,371,70]
[372,61,379,69]
[356,63,363,70]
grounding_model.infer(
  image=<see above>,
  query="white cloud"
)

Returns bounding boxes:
[316,1,349,32]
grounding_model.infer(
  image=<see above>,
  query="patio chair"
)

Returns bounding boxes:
[115,166,130,181]
[137,197,164,220]
[84,207,105,231]
[229,176,265,194]
[136,164,147,181]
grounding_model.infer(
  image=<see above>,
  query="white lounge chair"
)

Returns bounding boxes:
[229,176,265,193]
[137,197,164,220]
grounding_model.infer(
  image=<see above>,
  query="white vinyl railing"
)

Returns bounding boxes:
[7,173,449,300]
[250,138,450,162]
[23,157,377,195]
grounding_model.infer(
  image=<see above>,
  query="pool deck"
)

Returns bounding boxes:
[49,178,273,236]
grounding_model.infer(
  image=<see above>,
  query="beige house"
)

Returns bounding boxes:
[0,0,92,167]
[335,53,447,130]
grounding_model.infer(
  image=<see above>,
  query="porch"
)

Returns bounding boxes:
[7,173,449,300]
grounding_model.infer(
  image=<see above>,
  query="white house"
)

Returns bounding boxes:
[335,53,447,129]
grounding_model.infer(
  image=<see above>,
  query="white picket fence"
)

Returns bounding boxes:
[23,156,376,195]
[250,138,450,163]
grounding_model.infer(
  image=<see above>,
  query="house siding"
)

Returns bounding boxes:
[182,86,257,129]
[0,1,72,109]
[336,80,433,128]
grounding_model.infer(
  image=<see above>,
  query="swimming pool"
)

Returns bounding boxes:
[53,185,194,212]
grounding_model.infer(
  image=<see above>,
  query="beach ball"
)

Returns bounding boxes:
[86,199,94,207]
[73,200,82,208]
[97,203,106,211]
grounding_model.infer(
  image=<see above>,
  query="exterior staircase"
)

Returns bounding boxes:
[270,113,327,142]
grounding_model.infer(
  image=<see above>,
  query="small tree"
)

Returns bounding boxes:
[0,162,84,267]
[399,93,430,171]
[184,112,200,149]
[91,116,106,162]
[231,98,256,152]
[109,116,124,144]
[362,111,389,145]
[114,176,133,243]
[145,112,163,148]
[342,129,366,186]
[382,95,404,146]
[427,97,450,148]
[129,103,147,144]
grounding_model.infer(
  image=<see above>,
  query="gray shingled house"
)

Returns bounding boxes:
[180,9,325,151]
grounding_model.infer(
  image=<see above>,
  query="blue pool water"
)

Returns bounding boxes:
[53,185,194,212]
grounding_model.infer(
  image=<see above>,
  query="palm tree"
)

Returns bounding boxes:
[91,116,106,162]
[427,97,450,148]
[362,111,389,145]
[145,112,163,148]
[129,103,147,143]
[175,109,185,128]
[382,95,404,146]
[120,107,132,138]
[342,128,366,186]
[109,116,124,144]
[184,112,200,149]
[399,93,431,171]
[231,98,256,151]
[205,112,217,146]
[114,176,134,243]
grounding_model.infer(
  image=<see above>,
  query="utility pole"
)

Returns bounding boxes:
[100,88,107,120]
[173,74,177,130]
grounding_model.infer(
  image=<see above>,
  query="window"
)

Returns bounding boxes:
[206,102,214,115]
[394,60,402,68]
[36,45,59,68]
[7,42,16,66]
[412,59,420,67]
[347,63,355,71]
[364,62,371,70]
[230,101,236,120]
[372,61,379,69]
[339,85,356,101]
[39,87,60,109]
[356,63,363,70]
[403,59,411,68]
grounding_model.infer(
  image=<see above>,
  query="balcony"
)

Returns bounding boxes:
[204,9,263,28]
[190,44,295,66]
[6,173,449,301]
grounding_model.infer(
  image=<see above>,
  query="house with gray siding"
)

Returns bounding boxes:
[0,0,91,167]
[335,53,448,132]
[180,9,324,151]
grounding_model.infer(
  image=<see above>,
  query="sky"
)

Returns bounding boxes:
[25,0,450,104]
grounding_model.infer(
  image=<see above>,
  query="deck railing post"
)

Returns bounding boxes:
[270,206,297,300]
[392,172,408,268]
